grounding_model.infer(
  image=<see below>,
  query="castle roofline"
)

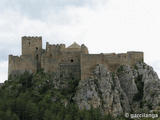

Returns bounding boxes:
[67,42,81,49]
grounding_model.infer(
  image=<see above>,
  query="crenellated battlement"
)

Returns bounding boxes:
[46,43,66,56]
[9,55,21,62]
[8,36,144,80]
[22,36,42,40]
[46,43,66,49]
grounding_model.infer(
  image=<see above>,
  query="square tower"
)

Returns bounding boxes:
[22,36,42,56]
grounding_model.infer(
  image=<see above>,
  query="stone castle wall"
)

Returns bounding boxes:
[8,55,37,76]
[8,36,144,80]
[80,52,143,80]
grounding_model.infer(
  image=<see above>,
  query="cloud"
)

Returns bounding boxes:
[0,0,160,82]
[0,0,83,18]
[0,0,106,19]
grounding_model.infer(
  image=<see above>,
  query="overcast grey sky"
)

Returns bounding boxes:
[0,0,160,82]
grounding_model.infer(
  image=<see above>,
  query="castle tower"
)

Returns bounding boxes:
[22,36,42,56]
[81,44,89,54]
[22,36,42,71]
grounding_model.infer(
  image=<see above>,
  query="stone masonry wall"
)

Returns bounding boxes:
[80,52,143,80]
[8,55,37,77]
[8,36,144,81]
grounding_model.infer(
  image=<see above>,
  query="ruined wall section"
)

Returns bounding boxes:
[80,52,143,80]
[8,55,37,77]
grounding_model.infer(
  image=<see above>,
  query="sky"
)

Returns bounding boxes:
[0,0,160,82]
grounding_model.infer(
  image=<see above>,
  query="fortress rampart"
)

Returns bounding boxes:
[8,36,143,80]
[80,52,143,80]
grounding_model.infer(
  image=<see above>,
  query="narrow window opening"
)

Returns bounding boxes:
[29,42,30,46]
[36,47,38,50]
[36,55,38,60]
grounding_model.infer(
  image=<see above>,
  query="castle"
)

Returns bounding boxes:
[8,36,144,80]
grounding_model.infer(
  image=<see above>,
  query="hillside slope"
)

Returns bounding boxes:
[0,62,160,119]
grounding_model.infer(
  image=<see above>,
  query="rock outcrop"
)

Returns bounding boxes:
[74,62,160,116]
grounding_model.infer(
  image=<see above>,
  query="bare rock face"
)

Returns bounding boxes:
[74,63,160,116]
[117,65,138,104]
[135,63,160,111]
[74,64,130,116]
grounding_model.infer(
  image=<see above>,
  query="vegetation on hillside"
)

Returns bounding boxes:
[0,71,115,120]
[0,71,158,120]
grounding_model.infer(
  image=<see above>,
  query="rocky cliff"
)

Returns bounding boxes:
[74,62,160,116]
